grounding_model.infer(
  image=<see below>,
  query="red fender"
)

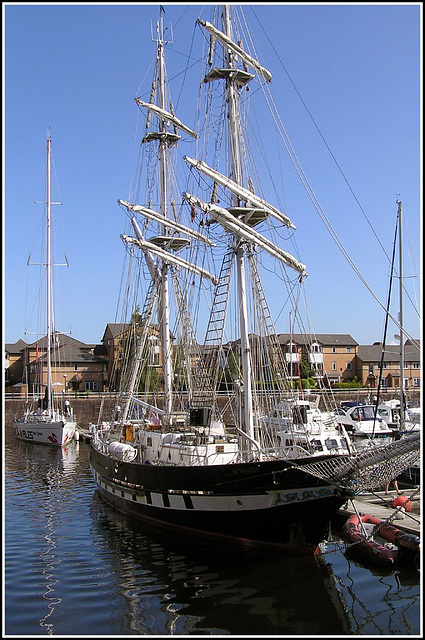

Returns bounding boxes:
[361,514,420,553]
[343,515,396,565]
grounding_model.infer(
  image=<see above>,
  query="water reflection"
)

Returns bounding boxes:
[4,422,421,636]
[11,438,81,476]
[89,496,354,635]
[5,436,89,636]
[330,555,420,635]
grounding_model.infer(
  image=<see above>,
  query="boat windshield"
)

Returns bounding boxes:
[352,406,378,421]
[359,407,375,420]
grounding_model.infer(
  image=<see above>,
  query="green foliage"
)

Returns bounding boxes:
[293,377,317,390]
[298,359,310,380]
[138,365,159,392]
[332,376,362,389]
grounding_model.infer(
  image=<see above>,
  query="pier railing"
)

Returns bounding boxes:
[4,388,420,400]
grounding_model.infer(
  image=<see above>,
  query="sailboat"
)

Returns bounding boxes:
[89,6,419,552]
[14,135,77,447]
[373,200,420,436]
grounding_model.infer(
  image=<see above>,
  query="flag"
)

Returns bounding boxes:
[151,413,161,426]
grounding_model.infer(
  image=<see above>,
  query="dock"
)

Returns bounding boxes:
[332,488,421,536]
[75,427,93,442]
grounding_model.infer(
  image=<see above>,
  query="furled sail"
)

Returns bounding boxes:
[183,192,307,277]
[197,19,272,83]
[121,234,218,285]
[184,156,296,229]
[135,99,198,139]
[130,216,160,282]
[118,199,215,246]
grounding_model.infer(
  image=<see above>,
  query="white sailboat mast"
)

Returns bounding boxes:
[397,200,405,429]
[222,5,254,440]
[156,13,173,417]
[46,136,52,415]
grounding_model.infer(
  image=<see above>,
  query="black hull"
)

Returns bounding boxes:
[89,445,351,553]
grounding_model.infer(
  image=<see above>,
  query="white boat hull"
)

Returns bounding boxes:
[14,417,76,446]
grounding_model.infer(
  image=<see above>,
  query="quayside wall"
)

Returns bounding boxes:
[5,389,420,430]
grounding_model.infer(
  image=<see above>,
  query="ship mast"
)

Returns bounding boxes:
[397,200,405,430]
[118,8,204,425]
[221,5,254,440]
[156,11,173,420]
[46,136,52,415]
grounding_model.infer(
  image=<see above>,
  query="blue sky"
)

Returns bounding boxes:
[4,2,421,348]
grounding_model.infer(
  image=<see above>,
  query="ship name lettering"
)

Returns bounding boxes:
[230,468,257,475]
[272,487,332,505]
[17,429,34,440]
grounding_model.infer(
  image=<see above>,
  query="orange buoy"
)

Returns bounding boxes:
[392,495,413,512]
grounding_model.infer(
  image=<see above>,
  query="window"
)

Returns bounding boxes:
[332,361,337,371]
[378,408,390,418]
[413,378,420,387]
[368,364,374,375]
[152,346,160,366]
[326,438,338,451]
[311,439,323,452]
[404,362,409,369]
[85,381,98,391]
[148,336,160,366]
[346,347,352,353]
[346,362,352,371]
[74,364,78,371]
[413,363,420,369]
[332,347,337,353]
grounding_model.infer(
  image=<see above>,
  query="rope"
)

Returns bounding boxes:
[286,434,420,492]
[320,488,420,557]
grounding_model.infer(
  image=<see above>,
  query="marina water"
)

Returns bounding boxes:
[4,419,420,636]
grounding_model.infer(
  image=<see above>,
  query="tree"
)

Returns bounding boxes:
[299,358,310,380]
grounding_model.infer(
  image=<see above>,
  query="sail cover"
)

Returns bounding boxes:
[184,156,296,230]
[197,19,272,84]
[135,100,198,139]
[121,234,218,285]
[183,192,307,277]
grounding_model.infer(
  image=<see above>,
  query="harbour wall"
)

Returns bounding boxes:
[5,389,420,430]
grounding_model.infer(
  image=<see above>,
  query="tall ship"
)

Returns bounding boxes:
[89,6,419,552]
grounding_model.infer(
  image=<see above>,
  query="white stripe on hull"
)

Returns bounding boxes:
[91,468,336,512]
